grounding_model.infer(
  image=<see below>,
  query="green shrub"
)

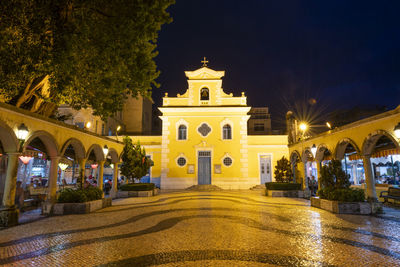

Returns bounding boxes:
[84,186,103,201]
[57,188,87,203]
[265,182,302,191]
[57,186,104,203]
[317,187,365,202]
[119,183,155,191]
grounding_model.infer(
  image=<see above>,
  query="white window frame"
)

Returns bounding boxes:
[221,153,234,167]
[175,154,188,168]
[176,119,189,141]
[220,118,234,140]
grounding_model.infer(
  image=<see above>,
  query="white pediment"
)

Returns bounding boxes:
[185,67,225,80]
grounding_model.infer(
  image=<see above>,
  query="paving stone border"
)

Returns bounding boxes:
[311,197,382,215]
[52,198,112,215]
[265,189,304,198]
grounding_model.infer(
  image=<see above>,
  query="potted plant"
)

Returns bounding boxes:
[311,159,381,214]
[53,185,111,215]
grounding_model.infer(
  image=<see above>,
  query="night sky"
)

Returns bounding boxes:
[154,0,400,128]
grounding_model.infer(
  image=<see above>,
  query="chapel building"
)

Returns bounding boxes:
[130,64,289,189]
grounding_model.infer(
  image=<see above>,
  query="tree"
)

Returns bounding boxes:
[320,159,350,189]
[274,156,293,183]
[120,136,151,183]
[0,0,174,119]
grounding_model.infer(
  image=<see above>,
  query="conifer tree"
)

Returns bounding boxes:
[120,136,151,183]
[274,156,293,183]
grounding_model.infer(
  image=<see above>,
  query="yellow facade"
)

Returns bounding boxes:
[131,66,288,189]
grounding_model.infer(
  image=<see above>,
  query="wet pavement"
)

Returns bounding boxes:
[1,190,400,266]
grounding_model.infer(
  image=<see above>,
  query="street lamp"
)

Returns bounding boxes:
[116,125,121,141]
[326,122,332,129]
[299,122,308,133]
[85,121,92,129]
[103,145,109,157]
[311,144,317,158]
[394,122,400,139]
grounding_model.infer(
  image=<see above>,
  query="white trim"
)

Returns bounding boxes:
[159,107,251,113]
[197,122,213,138]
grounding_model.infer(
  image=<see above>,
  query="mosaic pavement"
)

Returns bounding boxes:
[1,190,400,266]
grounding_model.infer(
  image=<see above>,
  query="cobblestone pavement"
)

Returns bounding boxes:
[1,190,400,266]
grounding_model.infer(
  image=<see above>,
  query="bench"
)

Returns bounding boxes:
[380,187,400,203]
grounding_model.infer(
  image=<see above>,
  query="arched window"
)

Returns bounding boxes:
[200,88,209,100]
[178,125,187,140]
[222,124,232,140]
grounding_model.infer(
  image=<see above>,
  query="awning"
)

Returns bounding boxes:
[348,148,400,161]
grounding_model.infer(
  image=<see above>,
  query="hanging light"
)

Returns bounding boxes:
[58,163,69,171]
[311,144,317,158]
[103,145,109,156]
[91,163,98,169]
[110,163,114,169]
[19,156,32,165]
[17,123,29,141]
[394,122,400,139]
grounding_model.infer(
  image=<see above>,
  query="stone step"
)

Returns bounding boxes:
[185,185,223,191]
[250,184,266,190]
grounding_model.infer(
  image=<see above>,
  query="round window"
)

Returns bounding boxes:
[223,157,232,167]
[177,157,186,167]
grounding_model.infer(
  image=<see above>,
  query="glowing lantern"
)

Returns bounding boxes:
[311,144,317,158]
[91,164,98,169]
[394,123,400,139]
[17,123,29,141]
[19,156,32,165]
[58,163,69,171]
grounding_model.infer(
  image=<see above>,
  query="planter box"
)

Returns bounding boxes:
[311,197,382,215]
[53,197,112,215]
[117,188,159,198]
[265,189,304,198]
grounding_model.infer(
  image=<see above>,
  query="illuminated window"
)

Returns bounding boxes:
[222,124,232,139]
[200,88,209,100]
[177,157,186,167]
[223,157,233,167]
[178,125,187,140]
